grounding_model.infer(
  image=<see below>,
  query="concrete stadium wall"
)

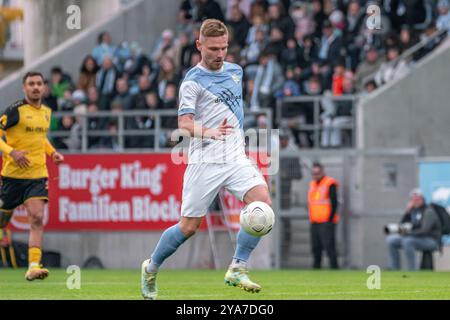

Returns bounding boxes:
[12,231,273,270]
[23,0,121,65]
[0,0,180,110]
[357,39,450,157]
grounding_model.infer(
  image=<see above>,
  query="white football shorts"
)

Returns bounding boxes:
[181,158,267,217]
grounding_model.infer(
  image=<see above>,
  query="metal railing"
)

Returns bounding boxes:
[276,95,359,149]
[49,108,273,153]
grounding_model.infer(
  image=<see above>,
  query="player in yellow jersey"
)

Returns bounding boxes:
[0,72,64,281]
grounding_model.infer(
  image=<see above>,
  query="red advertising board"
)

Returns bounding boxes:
[9,154,186,231]
[7,153,269,232]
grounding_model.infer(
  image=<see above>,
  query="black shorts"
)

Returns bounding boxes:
[0,177,48,212]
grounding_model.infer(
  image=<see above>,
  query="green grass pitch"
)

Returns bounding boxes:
[1,269,450,300]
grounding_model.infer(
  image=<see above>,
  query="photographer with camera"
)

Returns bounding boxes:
[385,189,442,271]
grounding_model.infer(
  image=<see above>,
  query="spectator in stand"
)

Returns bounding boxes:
[42,80,58,112]
[345,1,365,70]
[87,86,99,106]
[92,31,116,65]
[311,0,327,39]
[296,33,318,69]
[58,89,75,112]
[196,0,224,22]
[174,32,196,73]
[331,61,345,96]
[267,2,295,42]
[156,56,180,101]
[161,82,178,110]
[151,29,176,63]
[132,75,154,110]
[227,5,251,49]
[375,46,410,86]
[78,55,99,92]
[246,14,269,46]
[318,20,344,68]
[176,3,194,37]
[355,46,384,91]
[96,55,118,110]
[250,49,284,111]
[53,115,74,150]
[275,68,301,99]
[265,26,285,61]
[124,42,153,80]
[226,0,252,20]
[399,25,418,53]
[241,27,267,68]
[289,1,314,40]
[113,78,133,111]
[436,0,450,34]
[50,66,73,99]
[415,22,447,60]
[280,37,302,71]
[329,9,346,37]
[363,79,378,95]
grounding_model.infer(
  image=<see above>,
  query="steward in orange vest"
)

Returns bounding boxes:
[308,176,339,224]
[308,162,339,269]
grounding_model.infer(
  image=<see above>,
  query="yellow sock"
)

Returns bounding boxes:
[28,247,42,269]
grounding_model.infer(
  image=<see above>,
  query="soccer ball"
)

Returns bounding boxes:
[240,201,275,237]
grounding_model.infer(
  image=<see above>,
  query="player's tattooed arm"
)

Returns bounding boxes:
[178,115,233,141]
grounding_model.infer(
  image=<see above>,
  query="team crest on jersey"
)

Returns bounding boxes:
[232,74,240,84]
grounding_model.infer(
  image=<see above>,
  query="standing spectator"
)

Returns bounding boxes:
[385,189,441,271]
[374,46,410,86]
[92,31,116,65]
[96,56,118,110]
[227,5,251,48]
[311,0,327,39]
[124,42,153,80]
[196,0,224,22]
[297,33,319,69]
[42,80,58,112]
[436,0,450,34]
[355,46,384,91]
[113,78,133,111]
[265,27,285,61]
[50,67,73,99]
[318,20,343,67]
[250,50,285,111]
[246,14,269,46]
[275,68,301,98]
[151,29,176,63]
[398,25,418,53]
[331,62,345,96]
[78,55,99,92]
[308,162,340,269]
[241,27,267,68]
[280,37,302,70]
[267,2,295,42]
[174,32,197,73]
[132,75,154,110]
[156,56,180,101]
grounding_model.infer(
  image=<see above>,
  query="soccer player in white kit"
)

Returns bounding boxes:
[141,19,273,300]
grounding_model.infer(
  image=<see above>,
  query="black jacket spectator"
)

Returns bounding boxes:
[196,0,224,22]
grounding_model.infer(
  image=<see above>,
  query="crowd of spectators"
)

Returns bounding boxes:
[44,0,450,151]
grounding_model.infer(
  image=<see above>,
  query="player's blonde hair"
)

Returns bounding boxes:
[200,19,228,39]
